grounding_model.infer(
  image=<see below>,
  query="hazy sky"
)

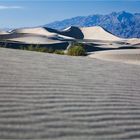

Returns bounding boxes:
[0,0,140,28]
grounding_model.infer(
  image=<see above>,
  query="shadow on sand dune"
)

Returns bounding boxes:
[83,43,140,52]
[0,41,69,50]
[44,26,84,39]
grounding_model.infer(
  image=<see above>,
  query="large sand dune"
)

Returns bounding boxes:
[0,30,10,35]
[12,27,57,36]
[0,47,140,139]
[81,26,121,41]
[0,27,75,45]
[7,34,64,44]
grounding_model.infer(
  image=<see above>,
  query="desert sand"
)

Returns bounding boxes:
[89,49,140,65]
[81,26,121,41]
[0,30,10,35]
[126,38,140,45]
[0,26,139,48]
[0,25,140,139]
[0,27,75,45]
[8,35,63,44]
[0,25,140,64]
[0,47,140,139]
[0,26,140,65]
[12,27,57,36]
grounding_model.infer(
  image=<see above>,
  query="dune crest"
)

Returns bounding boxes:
[12,27,57,36]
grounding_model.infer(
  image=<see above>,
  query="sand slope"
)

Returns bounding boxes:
[0,47,140,139]
[7,34,63,44]
[89,49,140,65]
[0,27,74,45]
[80,26,121,41]
[0,30,10,35]
[12,27,57,36]
[0,26,139,51]
[126,38,140,45]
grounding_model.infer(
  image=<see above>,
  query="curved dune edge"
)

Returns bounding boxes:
[81,26,121,41]
[12,27,57,36]
[7,36,63,44]
[88,49,140,65]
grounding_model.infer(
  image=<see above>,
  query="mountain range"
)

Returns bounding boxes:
[46,11,140,38]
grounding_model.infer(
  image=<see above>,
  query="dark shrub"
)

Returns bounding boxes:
[54,50,65,55]
[67,45,86,56]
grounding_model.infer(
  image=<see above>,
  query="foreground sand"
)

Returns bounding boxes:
[0,48,140,140]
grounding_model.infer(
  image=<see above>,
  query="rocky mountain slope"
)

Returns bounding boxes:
[46,11,140,38]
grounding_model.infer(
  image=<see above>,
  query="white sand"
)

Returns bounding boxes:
[12,27,57,36]
[89,49,140,65]
[0,47,140,139]
[3,27,74,44]
[7,36,63,44]
[80,26,121,41]
[126,38,140,45]
[0,30,10,35]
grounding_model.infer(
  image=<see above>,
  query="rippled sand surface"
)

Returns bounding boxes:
[0,48,140,140]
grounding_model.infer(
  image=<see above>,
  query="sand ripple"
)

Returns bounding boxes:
[0,48,140,139]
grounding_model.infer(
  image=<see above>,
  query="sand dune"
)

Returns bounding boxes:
[81,26,121,41]
[89,49,140,65]
[0,33,64,45]
[0,30,10,35]
[0,27,75,45]
[12,27,57,36]
[0,26,139,51]
[54,26,121,41]
[0,47,140,139]
[126,38,140,45]
[8,35,63,44]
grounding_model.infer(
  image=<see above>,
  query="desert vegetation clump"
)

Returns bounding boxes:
[54,50,65,55]
[23,45,49,52]
[67,43,86,56]
[0,41,86,56]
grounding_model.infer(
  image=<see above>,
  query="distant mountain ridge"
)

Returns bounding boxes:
[46,11,140,38]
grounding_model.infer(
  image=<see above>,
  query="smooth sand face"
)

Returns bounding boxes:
[7,36,63,44]
[80,26,121,41]
[1,27,75,45]
[126,38,140,45]
[12,27,57,36]
[1,27,67,44]
[0,31,10,35]
[89,49,140,65]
